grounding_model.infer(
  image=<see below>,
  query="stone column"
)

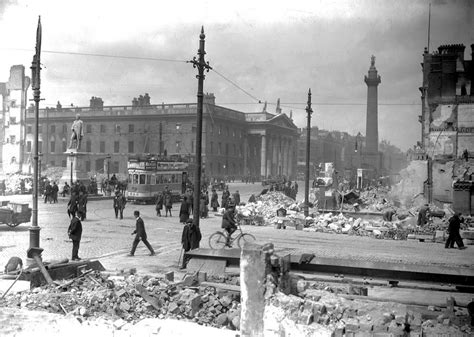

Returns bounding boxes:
[260,134,266,179]
[240,242,273,337]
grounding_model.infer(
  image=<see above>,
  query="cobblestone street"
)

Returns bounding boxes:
[1,182,472,275]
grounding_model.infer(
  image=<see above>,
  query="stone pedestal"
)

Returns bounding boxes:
[59,150,90,188]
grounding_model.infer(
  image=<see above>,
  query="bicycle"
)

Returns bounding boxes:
[209,223,256,249]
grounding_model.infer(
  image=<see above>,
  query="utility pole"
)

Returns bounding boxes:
[304,89,312,217]
[29,16,42,258]
[189,27,211,229]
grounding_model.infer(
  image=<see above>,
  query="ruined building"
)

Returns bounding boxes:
[419,43,474,207]
[0,65,30,174]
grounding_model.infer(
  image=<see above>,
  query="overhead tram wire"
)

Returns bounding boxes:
[1,47,188,63]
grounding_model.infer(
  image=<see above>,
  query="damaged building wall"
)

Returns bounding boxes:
[431,161,454,203]
[390,160,428,207]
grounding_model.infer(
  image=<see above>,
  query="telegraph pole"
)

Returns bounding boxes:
[304,89,312,217]
[29,16,42,257]
[189,27,211,229]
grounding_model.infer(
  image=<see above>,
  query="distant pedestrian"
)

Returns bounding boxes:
[68,210,83,261]
[113,191,126,219]
[179,196,190,223]
[200,195,208,218]
[232,190,241,206]
[164,190,173,217]
[210,189,219,211]
[128,210,155,256]
[155,192,163,216]
[67,192,78,218]
[52,182,59,203]
[221,187,230,209]
[445,212,466,250]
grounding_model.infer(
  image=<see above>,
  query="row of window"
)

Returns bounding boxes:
[27,123,138,135]
[41,159,120,172]
[209,124,243,139]
[129,173,182,185]
[209,141,243,157]
[26,140,136,154]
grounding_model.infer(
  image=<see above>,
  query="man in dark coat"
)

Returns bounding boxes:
[113,191,126,219]
[179,196,190,223]
[210,189,219,211]
[233,190,241,206]
[181,218,202,268]
[128,210,155,256]
[445,212,467,249]
[221,206,237,245]
[68,210,83,261]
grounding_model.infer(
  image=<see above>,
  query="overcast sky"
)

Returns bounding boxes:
[0,0,472,151]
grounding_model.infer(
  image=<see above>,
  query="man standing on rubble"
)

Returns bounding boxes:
[68,210,83,261]
[417,203,430,227]
[128,210,155,256]
[445,212,467,250]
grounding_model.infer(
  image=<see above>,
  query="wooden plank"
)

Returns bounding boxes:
[186,258,226,276]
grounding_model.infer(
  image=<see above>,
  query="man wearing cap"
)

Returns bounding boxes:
[128,210,155,256]
[221,205,237,245]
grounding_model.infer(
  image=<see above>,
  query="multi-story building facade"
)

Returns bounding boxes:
[297,127,406,188]
[0,65,30,174]
[419,43,474,204]
[0,66,299,182]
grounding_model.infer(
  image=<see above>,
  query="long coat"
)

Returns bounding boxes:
[68,216,83,241]
[181,222,202,251]
[155,194,163,210]
[210,191,219,208]
[179,200,190,223]
[133,217,147,240]
[164,193,173,209]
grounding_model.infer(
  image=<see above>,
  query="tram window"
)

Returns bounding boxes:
[146,174,151,184]
[151,175,156,185]
[139,174,146,184]
[128,174,132,183]
[133,174,138,184]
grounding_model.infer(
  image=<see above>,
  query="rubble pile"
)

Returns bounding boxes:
[236,192,304,226]
[264,289,472,336]
[1,271,241,330]
[304,213,412,240]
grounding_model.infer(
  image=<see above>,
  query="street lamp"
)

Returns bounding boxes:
[304,89,313,217]
[105,154,111,180]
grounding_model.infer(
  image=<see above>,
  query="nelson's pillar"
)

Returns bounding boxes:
[362,55,382,177]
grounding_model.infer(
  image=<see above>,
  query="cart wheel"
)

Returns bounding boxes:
[209,232,227,249]
[6,222,20,228]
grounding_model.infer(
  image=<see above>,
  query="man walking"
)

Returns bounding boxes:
[68,210,83,261]
[128,210,155,256]
[445,212,467,250]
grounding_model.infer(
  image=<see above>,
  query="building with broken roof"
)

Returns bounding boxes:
[419,43,474,208]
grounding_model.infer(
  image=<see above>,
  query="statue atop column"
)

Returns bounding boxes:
[371,55,376,68]
[68,114,84,150]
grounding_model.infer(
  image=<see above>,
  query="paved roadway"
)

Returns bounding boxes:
[0,182,472,274]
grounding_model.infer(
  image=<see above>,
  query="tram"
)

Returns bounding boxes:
[126,154,193,203]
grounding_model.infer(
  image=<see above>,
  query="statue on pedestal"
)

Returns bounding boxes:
[69,114,84,150]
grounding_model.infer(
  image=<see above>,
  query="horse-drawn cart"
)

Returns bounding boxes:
[0,202,32,228]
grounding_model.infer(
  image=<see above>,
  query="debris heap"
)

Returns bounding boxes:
[1,271,241,330]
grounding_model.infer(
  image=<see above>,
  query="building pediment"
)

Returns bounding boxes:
[267,113,297,130]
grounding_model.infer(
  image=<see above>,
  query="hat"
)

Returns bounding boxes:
[186,218,194,224]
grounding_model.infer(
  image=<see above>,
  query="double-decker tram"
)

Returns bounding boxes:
[126,154,193,203]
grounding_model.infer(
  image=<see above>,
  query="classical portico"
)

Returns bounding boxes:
[245,112,299,180]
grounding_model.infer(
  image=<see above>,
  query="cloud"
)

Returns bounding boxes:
[0,0,472,152]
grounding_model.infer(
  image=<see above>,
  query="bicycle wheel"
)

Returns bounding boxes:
[237,233,256,248]
[209,232,228,249]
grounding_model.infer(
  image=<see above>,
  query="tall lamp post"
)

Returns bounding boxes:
[29,16,42,258]
[304,89,312,217]
[189,27,211,230]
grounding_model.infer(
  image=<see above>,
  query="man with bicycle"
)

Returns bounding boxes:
[221,205,237,245]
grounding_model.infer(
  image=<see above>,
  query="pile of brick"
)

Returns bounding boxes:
[259,247,472,336]
[236,192,303,225]
[1,270,241,331]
